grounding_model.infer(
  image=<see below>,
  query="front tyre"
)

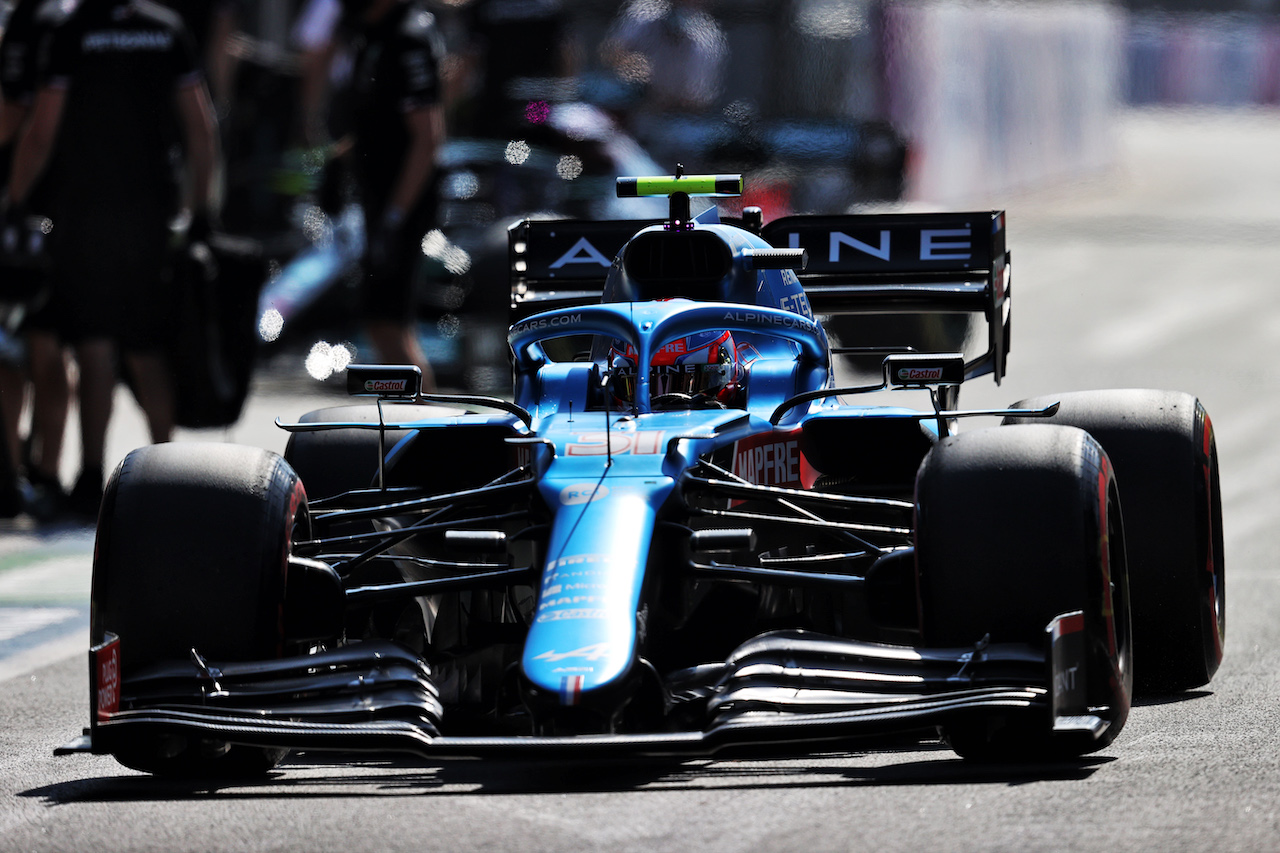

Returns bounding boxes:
[915,425,1132,761]
[91,443,306,776]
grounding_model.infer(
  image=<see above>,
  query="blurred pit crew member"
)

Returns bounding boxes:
[449,0,574,138]
[158,0,240,112]
[0,0,75,518]
[600,0,726,163]
[4,0,218,517]
[329,0,445,388]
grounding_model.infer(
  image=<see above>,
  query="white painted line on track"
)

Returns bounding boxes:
[0,607,81,643]
[0,631,85,683]
[0,545,93,682]
[0,557,92,605]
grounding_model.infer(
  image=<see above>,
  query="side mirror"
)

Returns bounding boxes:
[345,364,422,398]
[884,353,965,388]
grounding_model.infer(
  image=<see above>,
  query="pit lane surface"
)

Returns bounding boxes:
[2,109,1278,852]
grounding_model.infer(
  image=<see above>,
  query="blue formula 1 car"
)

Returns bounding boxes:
[63,173,1224,776]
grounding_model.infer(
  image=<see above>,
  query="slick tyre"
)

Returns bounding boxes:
[915,425,1132,761]
[1004,390,1224,694]
[284,404,423,638]
[283,404,422,501]
[91,443,306,777]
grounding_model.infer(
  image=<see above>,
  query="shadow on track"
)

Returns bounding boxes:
[22,740,1114,803]
[1132,689,1213,708]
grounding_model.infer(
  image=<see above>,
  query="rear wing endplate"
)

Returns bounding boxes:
[509,219,660,319]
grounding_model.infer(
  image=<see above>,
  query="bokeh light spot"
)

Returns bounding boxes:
[306,341,335,380]
[556,155,584,181]
[437,314,461,338]
[421,229,447,258]
[421,229,472,275]
[259,307,283,342]
[331,342,354,372]
[301,205,329,245]
[525,100,550,124]
[443,171,480,200]
[303,340,355,380]
[505,140,531,165]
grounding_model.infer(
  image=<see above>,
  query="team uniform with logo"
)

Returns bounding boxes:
[26,0,201,348]
[0,0,72,202]
[156,0,236,61]
[1,0,44,119]
[347,0,443,321]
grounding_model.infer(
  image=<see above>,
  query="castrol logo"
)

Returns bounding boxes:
[898,367,943,381]
[365,379,408,392]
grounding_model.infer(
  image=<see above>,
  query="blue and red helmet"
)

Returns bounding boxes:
[609,329,743,408]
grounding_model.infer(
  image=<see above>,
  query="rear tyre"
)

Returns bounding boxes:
[91,443,306,776]
[1005,390,1224,693]
[915,425,1132,761]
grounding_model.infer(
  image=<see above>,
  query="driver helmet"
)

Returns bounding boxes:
[609,329,742,408]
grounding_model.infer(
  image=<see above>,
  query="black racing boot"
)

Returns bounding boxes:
[67,468,104,522]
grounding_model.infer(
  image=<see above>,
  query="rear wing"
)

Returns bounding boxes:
[762,212,1010,382]
[509,210,1010,382]
[509,219,660,318]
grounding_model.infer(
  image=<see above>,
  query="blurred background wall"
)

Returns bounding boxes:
[566,0,1280,204]
[1127,12,1280,106]
[11,0,1270,210]
[880,1,1123,202]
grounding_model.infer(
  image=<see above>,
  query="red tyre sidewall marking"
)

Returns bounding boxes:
[277,477,307,658]
[1098,458,1117,660]
[1200,408,1224,664]
[1097,454,1128,717]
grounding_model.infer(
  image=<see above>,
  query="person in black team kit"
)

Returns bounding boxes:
[158,0,239,111]
[338,0,445,389]
[452,0,573,138]
[4,0,218,516]
[0,0,77,518]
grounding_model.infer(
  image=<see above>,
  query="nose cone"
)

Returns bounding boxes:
[521,479,670,708]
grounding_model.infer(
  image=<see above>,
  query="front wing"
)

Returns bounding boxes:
[60,614,1110,761]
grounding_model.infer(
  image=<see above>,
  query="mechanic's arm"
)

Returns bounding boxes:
[206,5,239,115]
[298,38,338,146]
[385,103,443,221]
[176,79,219,215]
[0,101,29,148]
[5,85,63,207]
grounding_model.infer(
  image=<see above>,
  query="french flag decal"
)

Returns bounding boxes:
[560,675,585,706]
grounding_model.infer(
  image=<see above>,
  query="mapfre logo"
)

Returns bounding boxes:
[898,367,943,381]
[731,433,815,490]
[365,379,408,392]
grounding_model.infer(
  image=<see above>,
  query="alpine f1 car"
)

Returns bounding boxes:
[62,172,1224,776]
